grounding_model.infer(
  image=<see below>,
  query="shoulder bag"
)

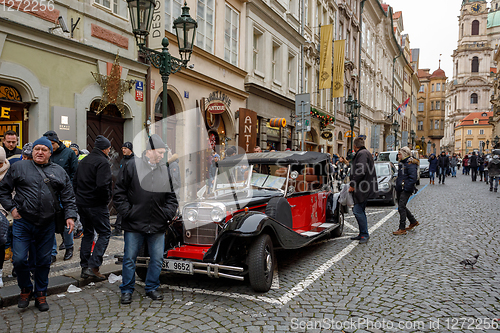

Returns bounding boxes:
[32,161,67,234]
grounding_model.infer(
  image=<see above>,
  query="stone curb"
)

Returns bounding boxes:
[0,263,122,308]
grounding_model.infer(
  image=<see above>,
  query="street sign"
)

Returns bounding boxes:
[295,116,311,132]
[295,93,310,115]
[345,131,356,138]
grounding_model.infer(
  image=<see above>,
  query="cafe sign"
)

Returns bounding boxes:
[206,91,231,114]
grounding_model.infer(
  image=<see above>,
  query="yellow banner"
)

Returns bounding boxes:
[319,25,333,90]
[332,40,345,98]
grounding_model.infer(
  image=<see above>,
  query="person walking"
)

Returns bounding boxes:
[450,153,459,177]
[437,151,450,184]
[43,131,78,262]
[111,142,135,237]
[463,155,469,175]
[0,137,76,311]
[114,134,178,304]
[393,147,420,235]
[0,147,11,288]
[348,137,377,244]
[469,152,479,181]
[73,135,113,280]
[488,150,500,192]
[478,154,485,182]
[428,154,438,185]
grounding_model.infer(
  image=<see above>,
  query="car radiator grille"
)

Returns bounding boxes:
[184,208,219,245]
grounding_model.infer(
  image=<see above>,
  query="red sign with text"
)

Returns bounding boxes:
[135,90,143,102]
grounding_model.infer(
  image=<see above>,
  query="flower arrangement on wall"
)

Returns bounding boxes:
[310,108,335,129]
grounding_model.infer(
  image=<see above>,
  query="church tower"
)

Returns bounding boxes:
[443,0,493,152]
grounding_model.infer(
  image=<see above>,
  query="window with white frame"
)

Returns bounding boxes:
[419,85,424,93]
[479,140,485,148]
[431,84,434,92]
[434,120,439,130]
[272,42,281,83]
[305,65,310,93]
[346,30,350,59]
[467,129,472,135]
[418,102,424,111]
[479,129,484,135]
[165,0,183,33]
[196,0,214,53]
[253,29,263,74]
[467,140,472,147]
[94,0,128,17]
[304,0,309,26]
[436,101,440,110]
[288,53,296,91]
[436,83,441,91]
[224,5,239,66]
[418,121,423,131]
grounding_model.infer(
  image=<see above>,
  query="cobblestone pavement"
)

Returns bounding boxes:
[1,174,499,332]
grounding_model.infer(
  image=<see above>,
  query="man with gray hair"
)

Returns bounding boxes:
[348,137,377,244]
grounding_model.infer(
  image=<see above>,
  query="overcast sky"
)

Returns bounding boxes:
[385,0,472,80]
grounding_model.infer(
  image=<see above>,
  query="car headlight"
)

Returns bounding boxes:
[211,206,226,223]
[185,209,198,222]
[379,182,390,190]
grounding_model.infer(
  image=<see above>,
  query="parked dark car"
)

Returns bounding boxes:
[117,151,347,292]
[419,159,430,178]
[368,161,398,206]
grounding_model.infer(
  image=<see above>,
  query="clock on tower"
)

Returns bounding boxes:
[471,3,482,12]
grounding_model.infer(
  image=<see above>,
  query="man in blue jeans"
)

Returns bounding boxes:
[114,134,178,304]
[393,147,419,235]
[349,137,377,244]
[0,137,76,311]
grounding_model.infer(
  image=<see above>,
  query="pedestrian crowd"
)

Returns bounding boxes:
[0,130,178,311]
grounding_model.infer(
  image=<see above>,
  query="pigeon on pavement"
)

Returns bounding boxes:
[459,254,479,269]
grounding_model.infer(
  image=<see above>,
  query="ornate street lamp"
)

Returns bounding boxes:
[427,139,431,156]
[494,135,500,148]
[410,130,416,149]
[344,94,360,159]
[127,0,197,122]
[486,139,490,152]
[392,120,400,150]
[432,142,436,155]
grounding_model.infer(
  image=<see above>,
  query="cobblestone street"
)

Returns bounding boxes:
[1,173,499,332]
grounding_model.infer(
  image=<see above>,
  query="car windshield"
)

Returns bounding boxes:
[214,164,287,194]
[378,152,397,163]
[419,159,429,167]
[375,163,391,177]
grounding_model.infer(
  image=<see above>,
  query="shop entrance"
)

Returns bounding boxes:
[0,85,28,147]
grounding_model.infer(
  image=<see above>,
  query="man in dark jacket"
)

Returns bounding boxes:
[437,151,450,184]
[2,130,22,159]
[114,134,178,304]
[0,137,76,311]
[111,142,135,236]
[73,135,113,280]
[469,151,479,181]
[393,147,419,235]
[43,130,79,261]
[348,137,377,244]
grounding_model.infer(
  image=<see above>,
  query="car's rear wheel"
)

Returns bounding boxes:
[248,234,275,292]
[330,209,344,238]
[136,242,148,282]
[389,189,397,206]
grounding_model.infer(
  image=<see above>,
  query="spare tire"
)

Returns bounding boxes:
[265,197,293,229]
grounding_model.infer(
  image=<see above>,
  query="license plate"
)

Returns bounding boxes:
[162,259,193,274]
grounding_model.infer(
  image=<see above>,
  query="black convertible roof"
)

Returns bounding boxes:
[218,151,329,166]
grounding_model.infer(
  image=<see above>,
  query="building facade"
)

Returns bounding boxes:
[454,111,493,155]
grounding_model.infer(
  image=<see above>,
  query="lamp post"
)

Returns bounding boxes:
[392,120,400,150]
[127,0,197,133]
[494,135,499,149]
[432,142,436,155]
[410,130,416,149]
[486,139,490,152]
[344,94,360,159]
[427,139,431,156]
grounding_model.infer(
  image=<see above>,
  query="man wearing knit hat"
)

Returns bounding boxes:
[111,142,135,236]
[73,135,113,280]
[114,134,178,304]
[0,137,77,311]
[393,146,420,235]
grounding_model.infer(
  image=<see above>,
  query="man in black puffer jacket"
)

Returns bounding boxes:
[349,137,378,244]
[114,134,178,305]
[393,146,420,235]
[0,137,76,311]
[469,151,479,181]
[437,151,450,184]
[73,135,113,280]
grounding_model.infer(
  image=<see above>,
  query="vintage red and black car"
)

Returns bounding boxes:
[128,151,346,292]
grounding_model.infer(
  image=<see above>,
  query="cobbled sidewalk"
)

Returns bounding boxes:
[0,174,499,332]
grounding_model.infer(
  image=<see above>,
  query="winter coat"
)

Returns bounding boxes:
[450,157,459,167]
[469,154,478,168]
[50,141,79,181]
[349,147,378,204]
[73,148,112,208]
[168,153,181,197]
[428,155,438,173]
[478,156,485,171]
[437,154,450,169]
[488,156,500,177]
[0,160,77,226]
[463,156,469,167]
[3,144,22,159]
[396,157,419,193]
[113,153,178,234]
[119,153,135,169]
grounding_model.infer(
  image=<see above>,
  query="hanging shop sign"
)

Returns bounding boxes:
[238,108,257,153]
[206,91,231,114]
[321,131,333,140]
[345,131,356,138]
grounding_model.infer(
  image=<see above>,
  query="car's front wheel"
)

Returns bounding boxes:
[248,234,275,292]
[389,189,397,206]
[330,209,344,238]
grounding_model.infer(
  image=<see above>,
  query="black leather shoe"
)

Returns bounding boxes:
[350,235,362,240]
[64,247,74,261]
[18,288,33,308]
[81,267,91,278]
[121,293,132,304]
[51,255,57,264]
[146,290,163,300]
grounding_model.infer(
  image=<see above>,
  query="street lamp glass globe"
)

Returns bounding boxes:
[127,0,156,46]
[173,3,198,61]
